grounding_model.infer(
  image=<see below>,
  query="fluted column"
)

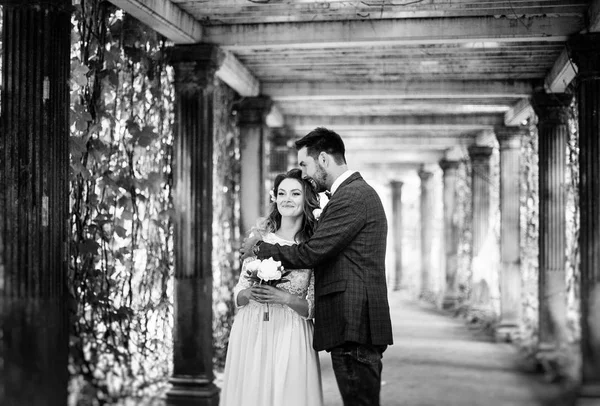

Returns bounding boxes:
[439,160,461,309]
[238,97,273,236]
[569,33,600,403]
[390,181,405,291]
[0,2,71,405]
[531,92,572,352]
[419,169,435,298]
[168,45,220,405]
[468,146,494,299]
[494,126,527,342]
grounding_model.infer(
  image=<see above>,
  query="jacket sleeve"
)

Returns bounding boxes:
[258,193,366,269]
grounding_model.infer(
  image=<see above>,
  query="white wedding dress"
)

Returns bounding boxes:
[219,233,324,406]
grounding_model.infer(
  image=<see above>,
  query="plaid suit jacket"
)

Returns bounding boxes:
[258,172,393,351]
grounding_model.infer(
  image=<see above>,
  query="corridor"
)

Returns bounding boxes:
[320,292,566,406]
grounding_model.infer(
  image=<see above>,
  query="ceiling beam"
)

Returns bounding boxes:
[343,136,475,150]
[504,98,534,125]
[348,149,447,165]
[179,1,588,24]
[544,0,599,92]
[204,16,581,50]
[110,0,203,43]
[287,114,503,132]
[216,51,260,97]
[263,80,533,101]
[544,48,577,93]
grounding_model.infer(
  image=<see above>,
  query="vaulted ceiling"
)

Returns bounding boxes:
[112,0,599,174]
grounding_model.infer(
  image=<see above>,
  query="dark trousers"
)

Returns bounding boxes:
[330,342,386,406]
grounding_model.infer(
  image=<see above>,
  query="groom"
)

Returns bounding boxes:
[245,127,393,406]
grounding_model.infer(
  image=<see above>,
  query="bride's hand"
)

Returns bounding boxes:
[251,285,290,305]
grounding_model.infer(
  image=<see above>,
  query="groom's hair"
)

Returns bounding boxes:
[295,127,347,165]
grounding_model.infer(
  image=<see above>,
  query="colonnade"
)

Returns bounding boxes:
[388,34,600,403]
[1,1,600,404]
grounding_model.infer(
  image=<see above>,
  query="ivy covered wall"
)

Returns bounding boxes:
[67,2,241,403]
[68,3,175,402]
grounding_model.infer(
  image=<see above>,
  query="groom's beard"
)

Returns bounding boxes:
[311,164,328,193]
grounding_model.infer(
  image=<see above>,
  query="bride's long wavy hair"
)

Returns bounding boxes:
[263,169,320,243]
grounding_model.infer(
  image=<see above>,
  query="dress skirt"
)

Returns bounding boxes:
[219,301,324,406]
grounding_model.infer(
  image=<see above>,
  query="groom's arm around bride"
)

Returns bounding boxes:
[246,127,393,406]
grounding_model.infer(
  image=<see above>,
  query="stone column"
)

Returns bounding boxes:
[168,45,221,406]
[0,1,71,404]
[287,138,298,170]
[568,33,600,404]
[439,160,461,309]
[418,169,435,298]
[531,93,572,352]
[238,97,273,236]
[269,127,292,176]
[494,125,527,342]
[390,181,404,291]
[468,146,494,301]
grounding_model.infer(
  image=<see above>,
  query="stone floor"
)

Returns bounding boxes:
[146,291,572,406]
[320,291,570,406]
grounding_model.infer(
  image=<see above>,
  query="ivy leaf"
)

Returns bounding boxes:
[71,161,91,180]
[71,61,89,87]
[70,105,93,131]
[147,171,163,193]
[114,225,128,238]
[78,239,100,255]
[70,136,88,160]
[120,210,133,221]
[88,139,109,162]
[126,119,141,138]
[136,126,159,147]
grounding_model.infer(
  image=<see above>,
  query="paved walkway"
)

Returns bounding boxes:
[320,291,567,406]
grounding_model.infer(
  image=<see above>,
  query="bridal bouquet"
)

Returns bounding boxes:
[244,257,290,286]
[245,257,290,321]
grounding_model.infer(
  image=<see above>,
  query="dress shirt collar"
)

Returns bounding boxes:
[330,170,355,196]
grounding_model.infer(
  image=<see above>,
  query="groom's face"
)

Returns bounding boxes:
[297,147,327,192]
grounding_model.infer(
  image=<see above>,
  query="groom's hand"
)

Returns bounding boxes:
[240,232,262,261]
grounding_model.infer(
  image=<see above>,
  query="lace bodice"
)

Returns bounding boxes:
[234,233,315,319]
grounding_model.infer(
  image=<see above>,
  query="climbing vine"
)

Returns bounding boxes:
[565,89,580,343]
[211,83,242,370]
[520,120,540,347]
[68,1,175,403]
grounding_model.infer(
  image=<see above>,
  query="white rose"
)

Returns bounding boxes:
[312,208,323,220]
[245,259,261,272]
[257,257,283,281]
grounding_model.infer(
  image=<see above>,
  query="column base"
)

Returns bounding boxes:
[419,289,438,304]
[166,377,220,406]
[494,323,520,343]
[442,294,460,310]
[577,384,600,405]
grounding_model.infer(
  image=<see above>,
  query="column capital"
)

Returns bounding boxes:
[390,180,404,189]
[468,145,493,162]
[418,168,434,182]
[567,33,600,80]
[169,44,223,94]
[439,159,461,172]
[236,96,274,125]
[494,125,527,150]
[530,92,573,125]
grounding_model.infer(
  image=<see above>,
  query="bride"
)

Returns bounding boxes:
[219,169,324,406]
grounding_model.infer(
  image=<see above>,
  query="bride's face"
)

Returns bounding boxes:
[276,178,305,219]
